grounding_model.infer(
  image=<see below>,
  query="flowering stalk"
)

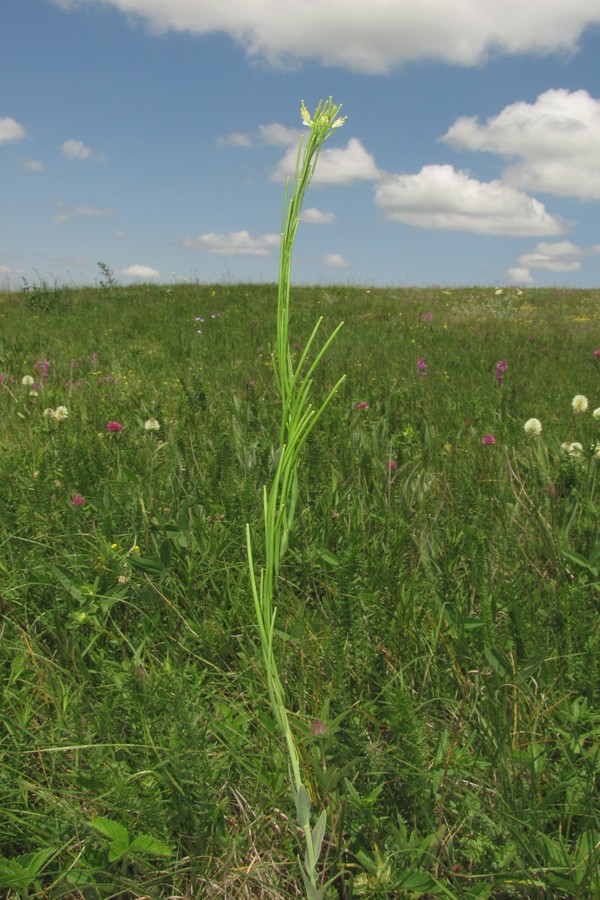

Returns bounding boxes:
[246,98,346,899]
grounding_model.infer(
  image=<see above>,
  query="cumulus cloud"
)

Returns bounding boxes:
[273,137,380,185]
[182,229,280,255]
[52,202,115,223]
[61,138,92,160]
[442,89,600,200]
[122,264,160,279]
[374,165,566,236]
[505,241,600,283]
[217,121,299,148]
[506,267,535,285]
[320,253,347,267]
[216,131,254,148]
[0,116,26,143]
[51,1,600,73]
[301,207,336,224]
[517,240,600,272]
[18,158,44,171]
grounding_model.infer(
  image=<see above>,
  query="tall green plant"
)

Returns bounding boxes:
[245,98,346,898]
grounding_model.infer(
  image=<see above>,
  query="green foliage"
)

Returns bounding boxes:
[0,279,599,896]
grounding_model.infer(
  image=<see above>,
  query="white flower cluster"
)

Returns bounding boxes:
[43,406,68,421]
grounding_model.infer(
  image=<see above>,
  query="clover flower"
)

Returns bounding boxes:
[593,408,600,420]
[481,433,497,444]
[560,441,583,458]
[106,421,123,432]
[417,357,427,378]
[21,375,34,386]
[43,407,56,419]
[572,395,589,414]
[524,418,542,436]
[356,401,369,409]
[71,493,86,506]
[54,406,68,421]
[144,416,160,431]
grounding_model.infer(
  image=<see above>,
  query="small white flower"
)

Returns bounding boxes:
[331,116,346,129]
[524,418,542,436]
[43,408,56,418]
[144,416,160,431]
[560,441,583,458]
[21,375,34,386]
[54,406,69,421]
[592,408,600,420]
[572,394,589,414]
[300,101,313,127]
[29,389,38,397]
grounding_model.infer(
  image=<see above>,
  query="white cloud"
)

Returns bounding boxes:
[217,122,299,149]
[0,116,26,143]
[442,89,600,200]
[122,264,160,279]
[320,253,347,268]
[506,267,535,285]
[273,138,380,185]
[301,207,336,224]
[61,138,93,159]
[374,165,566,236]
[51,1,600,73]
[216,131,254,148]
[52,202,115,223]
[516,240,600,272]
[18,158,44,171]
[182,229,280,255]
[258,123,299,146]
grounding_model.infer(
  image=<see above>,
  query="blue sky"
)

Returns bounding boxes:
[2,0,600,288]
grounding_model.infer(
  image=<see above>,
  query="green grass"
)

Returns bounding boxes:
[0,280,599,897]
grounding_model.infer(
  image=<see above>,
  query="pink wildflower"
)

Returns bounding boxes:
[388,459,398,470]
[481,434,497,445]
[417,357,427,378]
[356,401,370,409]
[594,349,600,358]
[495,359,507,387]
[106,421,123,432]
[71,493,86,506]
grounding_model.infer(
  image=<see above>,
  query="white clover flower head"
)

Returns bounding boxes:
[560,441,583,458]
[593,408,600,421]
[54,406,69,421]
[572,394,589,414]
[144,416,160,431]
[29,389,38,397]
[43,407,56,419]
[524,418,542,436]
[21,375,34,386]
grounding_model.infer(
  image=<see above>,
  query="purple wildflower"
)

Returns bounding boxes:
[71,493,86,506]
[495,359,507,387]
[481,434,497,445]
[106,421,123,432]
[417,357,427,378]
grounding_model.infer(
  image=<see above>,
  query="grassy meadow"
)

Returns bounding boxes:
[0,278,599,897]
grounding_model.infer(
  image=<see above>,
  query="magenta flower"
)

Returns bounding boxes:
[388,458,398,470]
[481,433,497,445]
[495,359,507,387]
[356,401,370,409]
[417,357,427,378]
[594,349,600,358]
[71,493,86,506]
[106,421,123,432]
